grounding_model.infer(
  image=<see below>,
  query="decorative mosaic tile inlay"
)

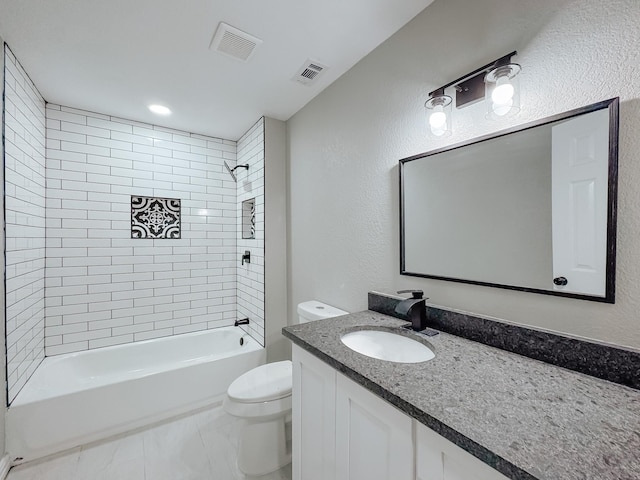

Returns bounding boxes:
[131,196,181,239]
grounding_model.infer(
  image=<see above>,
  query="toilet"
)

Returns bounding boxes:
[223,300,348,476]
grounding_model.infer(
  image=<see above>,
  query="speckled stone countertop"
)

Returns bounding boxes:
[282,311,640,480]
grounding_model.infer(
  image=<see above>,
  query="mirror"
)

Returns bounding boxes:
[400,98,618,303]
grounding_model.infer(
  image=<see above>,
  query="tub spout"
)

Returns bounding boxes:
[235,318,250,327]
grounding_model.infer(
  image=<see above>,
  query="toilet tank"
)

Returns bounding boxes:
[297,300,348,323]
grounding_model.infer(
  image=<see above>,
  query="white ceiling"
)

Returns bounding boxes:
[0,0,435,140]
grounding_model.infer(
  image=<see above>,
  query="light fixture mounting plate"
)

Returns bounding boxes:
[456,72,485,108]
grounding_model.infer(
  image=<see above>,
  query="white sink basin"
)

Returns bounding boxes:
[340,330,435,363]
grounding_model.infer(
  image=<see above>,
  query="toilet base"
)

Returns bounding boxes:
[237,416,291,476]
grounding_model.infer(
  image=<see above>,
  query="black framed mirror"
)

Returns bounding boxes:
[399,98,619,303]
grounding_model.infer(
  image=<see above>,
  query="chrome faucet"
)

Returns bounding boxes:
[395,290,428,331]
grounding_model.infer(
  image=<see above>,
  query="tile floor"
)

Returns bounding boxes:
[7,405,292,480]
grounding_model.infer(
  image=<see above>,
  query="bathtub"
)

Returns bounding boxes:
[6,327,265,463]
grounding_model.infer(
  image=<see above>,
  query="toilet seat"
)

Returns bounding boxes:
[228,360,292,403]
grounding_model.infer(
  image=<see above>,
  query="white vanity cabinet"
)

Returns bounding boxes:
[335,372,413,480]
[292,346,337,480]
[416,423,510,480]
[293,345,510,480]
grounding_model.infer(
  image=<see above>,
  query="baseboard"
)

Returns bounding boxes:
[0,454,11,480]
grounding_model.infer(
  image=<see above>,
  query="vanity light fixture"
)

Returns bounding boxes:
[148,104,172,116]
[425,51,521,135]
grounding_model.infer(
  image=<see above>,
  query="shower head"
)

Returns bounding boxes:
[224,161,237,182]
[224,161,249,182]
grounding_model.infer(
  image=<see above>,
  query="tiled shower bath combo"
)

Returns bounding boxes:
[3,44,268,466]
[43,105,241,359]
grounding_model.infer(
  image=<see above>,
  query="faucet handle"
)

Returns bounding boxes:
[397,289,424,299]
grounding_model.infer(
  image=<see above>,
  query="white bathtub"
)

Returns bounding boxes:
[6,327,265,463]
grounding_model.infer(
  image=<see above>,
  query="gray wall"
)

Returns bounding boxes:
[264,118,289,362]
[0,35,7,457]
[287,0,640,349]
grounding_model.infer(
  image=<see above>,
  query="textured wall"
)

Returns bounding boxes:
[45,104,238,355]
[236,118,265,345]
[287,0,640,349]
[4,45,46,402]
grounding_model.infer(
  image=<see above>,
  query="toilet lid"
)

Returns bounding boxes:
[228,360,292,403]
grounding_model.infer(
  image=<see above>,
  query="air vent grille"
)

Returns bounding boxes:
[301,68,320,80]
[210,22,262,62]
[293,60,328,86]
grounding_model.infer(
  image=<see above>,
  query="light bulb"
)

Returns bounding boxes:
[491,77,514,105]
[429,110,447,129]
[492,99,513,116]
[425,94,452,136]
[485,62,520,119]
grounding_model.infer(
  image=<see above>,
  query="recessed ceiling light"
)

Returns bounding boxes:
[148,104,171,115]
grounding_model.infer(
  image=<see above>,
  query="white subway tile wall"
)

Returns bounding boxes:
[4,46,47,402]
[45,104,239,355]
[236,118,265,344]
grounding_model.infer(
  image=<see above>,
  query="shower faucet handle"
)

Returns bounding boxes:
[241,250,251,265]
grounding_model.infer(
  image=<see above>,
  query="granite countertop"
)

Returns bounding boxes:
[282,310,640,480]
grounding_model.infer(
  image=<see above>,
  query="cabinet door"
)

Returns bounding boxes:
[335,373,413,480]
[292,345,337,480]
[416,423,510,480]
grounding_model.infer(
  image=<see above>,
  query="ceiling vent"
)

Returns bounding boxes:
[292,59,328,86]
[210,22,262,62]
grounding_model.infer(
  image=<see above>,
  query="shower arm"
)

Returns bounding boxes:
[224,161,249,182]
